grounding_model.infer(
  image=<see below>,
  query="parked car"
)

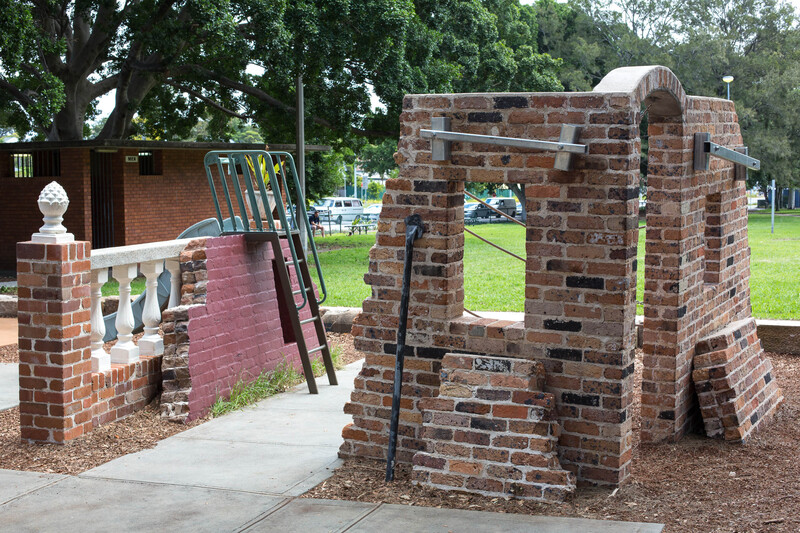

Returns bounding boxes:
[362,203,382,222]
[465,197,516,218]
[314,197,364,224]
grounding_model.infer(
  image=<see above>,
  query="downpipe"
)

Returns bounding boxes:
[385,214,424,482]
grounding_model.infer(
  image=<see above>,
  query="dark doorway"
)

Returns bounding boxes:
[90,151,115,249]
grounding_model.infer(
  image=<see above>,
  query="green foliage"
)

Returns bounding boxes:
[209,360,303,417]
[366,181,385,200]
[210,346,344,417]
[359,139,398,178]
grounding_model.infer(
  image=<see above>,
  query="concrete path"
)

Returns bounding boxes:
[0,363,19,412]
[0,360,663,532]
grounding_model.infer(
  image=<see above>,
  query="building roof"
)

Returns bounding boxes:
[0,140,331,152]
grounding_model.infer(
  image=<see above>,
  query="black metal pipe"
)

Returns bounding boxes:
[385,214,424,482]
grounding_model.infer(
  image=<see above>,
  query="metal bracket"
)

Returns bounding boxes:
[693,132,760,173]
[421,117,587,171]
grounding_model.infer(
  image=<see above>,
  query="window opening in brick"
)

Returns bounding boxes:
[636,108,648,315]
[463,183,525,313]
[11,150,60,178]
[138,150,162,175]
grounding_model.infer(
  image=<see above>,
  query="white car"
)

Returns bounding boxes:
[314,197,364,224]
[362,203,382,222]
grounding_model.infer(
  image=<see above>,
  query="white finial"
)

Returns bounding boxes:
[32,181,74,244]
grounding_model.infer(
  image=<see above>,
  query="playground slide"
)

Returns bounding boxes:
[102,217,241,342]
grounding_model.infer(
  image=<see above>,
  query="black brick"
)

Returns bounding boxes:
[544,319,582,332]
[417,347,448,359]
[727,257,734,267]
[677,305,687,318]
[547,348,583,361]
[493,96,528,109]
[658,410,675,420]
[561,393,599,407]
[765,372,772,384]
[471,417,507,431]
[566,276,605,290]
[468,112,503,123]
[384,343,414,357]
[414,265,444,277]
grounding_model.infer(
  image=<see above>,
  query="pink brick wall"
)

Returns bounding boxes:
[162,234,317,422]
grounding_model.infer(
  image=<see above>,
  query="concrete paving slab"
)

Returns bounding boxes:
[174,403,350,446]
[242,498,376,532]
[347,504,663,533]
[0,469,64,504]
[0,476,286,533]
[0,363,19,412]
[0,317,17,346]
[81,437,342,496]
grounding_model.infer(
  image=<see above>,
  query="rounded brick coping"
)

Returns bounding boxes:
[592,65,687,117]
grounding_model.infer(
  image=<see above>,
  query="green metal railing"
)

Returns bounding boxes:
[202,150,327,310]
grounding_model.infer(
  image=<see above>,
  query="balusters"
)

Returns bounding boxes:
[139,260,164,356]
[90,269,110,372]
[165,259,181,308]
[110,264,140,364]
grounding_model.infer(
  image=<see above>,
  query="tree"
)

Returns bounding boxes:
[1,0,562,145]
[366,181,385,200]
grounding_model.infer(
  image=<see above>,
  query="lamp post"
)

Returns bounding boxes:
[722,75,734,100]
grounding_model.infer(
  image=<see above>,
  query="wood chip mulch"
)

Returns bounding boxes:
[0,343,17,364]
[304,352,800,533]
[0,332,362,476]
[327,332,362,366]
[0,403,206,475]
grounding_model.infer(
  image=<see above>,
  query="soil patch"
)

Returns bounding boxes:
[305,352,800,533]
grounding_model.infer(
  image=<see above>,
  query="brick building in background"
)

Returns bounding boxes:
[0,140,327,274]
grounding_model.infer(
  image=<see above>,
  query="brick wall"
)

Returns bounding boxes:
[16,239,160,443]
[161,234,317,422]
[118,148,224,245]
[341,66,780,487]
[410,353,575,502]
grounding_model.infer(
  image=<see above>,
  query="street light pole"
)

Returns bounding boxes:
[722,75,734,100]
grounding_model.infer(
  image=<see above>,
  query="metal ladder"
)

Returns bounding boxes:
[202,150,335,393]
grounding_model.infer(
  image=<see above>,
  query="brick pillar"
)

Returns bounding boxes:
[16,241,93,443]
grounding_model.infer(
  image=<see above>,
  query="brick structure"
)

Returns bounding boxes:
[341,66,781,488]
[411,353,575,502]
[160,234,317,422]
[693,318,781,441]
[17,240,94,443]
[16,239,161,442]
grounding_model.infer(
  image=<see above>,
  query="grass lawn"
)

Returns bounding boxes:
[314,212,800,320]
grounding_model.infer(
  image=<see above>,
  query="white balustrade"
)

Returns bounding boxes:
[89,238,193,370]
[110,264,139,364]
[90,269,110,372]
[139,260,164,356]
[165,259,181,308]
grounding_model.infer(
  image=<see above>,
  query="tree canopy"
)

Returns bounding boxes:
[0,0,562,145]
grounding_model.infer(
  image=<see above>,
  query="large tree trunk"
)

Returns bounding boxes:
[508,183,526,223]
[47,78,95,141]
